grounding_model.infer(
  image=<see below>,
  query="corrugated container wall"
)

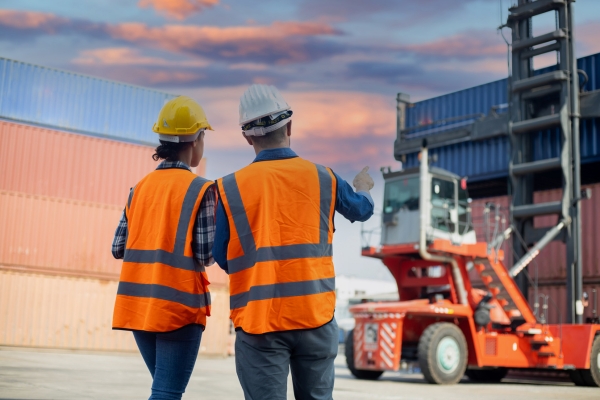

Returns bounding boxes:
[0,120,158,206]
[528,284,600,325]
[406,79,508,129]
[0,190,123,277]
[0,270,230,355]
[468,183,600,281]
[0,58,175,146]
[0,185,225,283]
[403,53,600,180]
[466,183,600,293]
[0,60,228,355]
[0,120,214,279]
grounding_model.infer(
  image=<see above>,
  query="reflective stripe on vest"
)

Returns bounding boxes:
[123,177,208,272]
[218,158,337,334]
[113,170,213,332]
[222,164,333,274]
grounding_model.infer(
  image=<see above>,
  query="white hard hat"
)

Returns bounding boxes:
[239,84,292,136]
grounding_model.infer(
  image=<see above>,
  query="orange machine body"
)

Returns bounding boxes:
[351,239,600,372]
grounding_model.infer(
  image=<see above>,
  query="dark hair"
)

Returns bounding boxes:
[152,141,190,161]
[250,124,288,147]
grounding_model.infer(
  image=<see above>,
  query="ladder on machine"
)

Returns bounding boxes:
[506,0,582,323]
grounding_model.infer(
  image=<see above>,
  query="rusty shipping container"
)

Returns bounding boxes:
[467,195,513,287]
[470,184,600,323]
[0,190,123,277]
[0,120,206,206]
[0,270,230,355]
[527,283,600,326]
[0,190,223,280]
[0,119,212,277]
[466,183,600,286]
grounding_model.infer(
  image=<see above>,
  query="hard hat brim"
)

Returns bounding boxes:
[152,122,213,134]
[239,107,290,126]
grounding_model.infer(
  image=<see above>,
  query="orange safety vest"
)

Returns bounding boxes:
[216,157,337,334]
[113,167,213,332]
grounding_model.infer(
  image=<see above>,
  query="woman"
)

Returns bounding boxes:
[111,96,216,400]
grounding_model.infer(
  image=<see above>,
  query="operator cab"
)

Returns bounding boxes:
[381,166,476,246]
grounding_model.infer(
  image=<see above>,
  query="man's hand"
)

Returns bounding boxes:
[353,166,374,192]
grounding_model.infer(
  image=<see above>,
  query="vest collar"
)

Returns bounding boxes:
[156,161,192,172]
[253,147,298,163]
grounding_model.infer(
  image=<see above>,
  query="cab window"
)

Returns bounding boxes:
[383,176,420,215]
[431,178,455,232]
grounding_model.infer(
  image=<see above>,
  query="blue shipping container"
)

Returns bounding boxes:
[0,58,176,146]
[403,53,600,181]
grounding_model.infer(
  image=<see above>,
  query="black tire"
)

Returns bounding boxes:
[345,329,384,380]
[465,368,508,383]
[569,369,589,386]
[418,322,468,385]
[574,335,600,387]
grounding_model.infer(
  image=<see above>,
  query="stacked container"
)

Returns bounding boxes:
[0,58,229,355]
[399,52,600,324]
[403,53,600,180]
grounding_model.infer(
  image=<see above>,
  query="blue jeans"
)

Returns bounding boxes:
[133,324,203,400]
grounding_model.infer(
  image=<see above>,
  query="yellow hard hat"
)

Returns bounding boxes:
[152,96,213,142]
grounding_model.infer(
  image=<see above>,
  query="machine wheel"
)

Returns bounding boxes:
[569,370,589,386]
[418,322,468,385]
[344,329,384,380]
[572,335,600,387]
[465,368,508,383]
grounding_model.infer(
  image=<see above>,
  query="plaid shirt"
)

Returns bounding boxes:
[111,161,216,267]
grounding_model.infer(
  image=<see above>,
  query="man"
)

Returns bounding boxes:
[214,84,374,400]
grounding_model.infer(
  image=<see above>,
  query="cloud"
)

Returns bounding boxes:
[346,61,422,84]
[160,86,398,178]
[0,9,66,30]
[70,48,292,88]
[402,29,507,61]
[286,90,395,140]
[138,0,219,20]
[0,10,344,65]
[298,0,494,23]
[72,47,209,67]
[106,21,343,64]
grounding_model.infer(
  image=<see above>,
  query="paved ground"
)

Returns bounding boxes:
[0,346,598,399]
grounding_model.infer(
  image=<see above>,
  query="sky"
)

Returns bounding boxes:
[2,0,599,281]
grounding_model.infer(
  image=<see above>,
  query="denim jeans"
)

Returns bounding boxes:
[235,319,338,400]
[133,324,203,400]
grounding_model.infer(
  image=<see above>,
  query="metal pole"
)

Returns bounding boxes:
[510,220,566,277]
[593,289,598,321]
[396,93,410,142]
[568,0,583,325]
[418,143,468,305]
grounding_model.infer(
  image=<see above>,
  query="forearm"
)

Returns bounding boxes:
[213,201,230,273]
[334,172,374,222]
[111,210,128,259]
[192,185,216,267]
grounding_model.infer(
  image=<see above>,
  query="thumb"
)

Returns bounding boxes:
[360,166,369,174]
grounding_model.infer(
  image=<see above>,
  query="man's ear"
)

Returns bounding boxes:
[287,120,292,137]
[190,131,203,147]
[242,132,253,146]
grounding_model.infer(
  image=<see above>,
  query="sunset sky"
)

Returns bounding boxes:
[2,0,599,280]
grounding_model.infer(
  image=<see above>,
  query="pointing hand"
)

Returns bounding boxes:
[353,166,374,192]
